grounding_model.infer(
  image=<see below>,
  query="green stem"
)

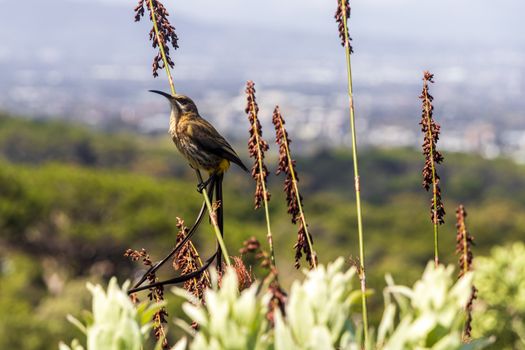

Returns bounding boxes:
[201,184,232,266]
[249,100,277,267]
[422,85,440,267]
[148,0,229,266]
[148,0,176,95]
[340,0,368,343]
[277,115,317,269]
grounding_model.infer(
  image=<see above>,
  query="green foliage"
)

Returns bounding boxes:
[0,161,203,273]
[1,117,525,348]
[377,263,489,350]
[0,253,43,349]
[174,269,271,350]
[0,114,138,168]
[172,259,487,350]
[273,258,361,350]
[0,252,93,350]
[473,242,525,349]
[174,259,362,350]
[59,278,163,350]
[63,259,489,349]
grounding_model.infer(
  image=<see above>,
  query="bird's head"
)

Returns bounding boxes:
[149,90,199,117]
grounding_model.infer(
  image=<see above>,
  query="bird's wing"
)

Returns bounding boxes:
[190,118,249,172]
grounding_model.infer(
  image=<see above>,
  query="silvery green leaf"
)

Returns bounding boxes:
[309,326,335,350]
[66,314,87,334]
[377,303,396,344]
[170,338,187,350]
[58,339,84,350]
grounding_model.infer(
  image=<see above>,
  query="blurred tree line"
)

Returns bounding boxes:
[1,113,525,349]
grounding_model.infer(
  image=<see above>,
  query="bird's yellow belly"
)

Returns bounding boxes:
[215,158,231,174]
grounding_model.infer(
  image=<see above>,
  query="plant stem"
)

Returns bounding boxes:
[276,116,317,269]
[339,0,368,342]
[148,0,229,266]
[188,239,211,286]
[422,83,440,267]
[148,0,176,95]
[248,99,277,267]
[201,182,232,267]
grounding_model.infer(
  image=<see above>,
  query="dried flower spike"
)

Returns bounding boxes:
[420,71,445,265]
[272,106,317,269]
[267,280,288,326]
[240,237,287,326]
[464,286,477,340]
[335,0,369,337]
[455,205,474,278]
[240,236,271,269]
[420,71,445,224]
[239,236,261,255]
[134,0,179,78]
[232,256,253,291]
[334,0,353,52]
[172,217,210,301]
[246,81,270,209]
[124,248,169,348]
[245,81,277,266]
[455,204,477,340]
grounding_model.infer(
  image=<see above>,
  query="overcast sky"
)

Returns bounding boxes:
[53,0,524,47]
[1,0,522,62]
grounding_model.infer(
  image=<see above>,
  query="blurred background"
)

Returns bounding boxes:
[2,0,524,156]
[0,0,524,348]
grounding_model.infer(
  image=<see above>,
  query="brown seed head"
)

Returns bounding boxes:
[464,285,477,340]
[239,237,287,326]
[134,0,179,78]
[454,204,477,339]
[334,0,353,52]
[129,292,140,304]
[232,256,253,291]
[455,205,475,278]
[267,280,288,327]
[272,106,316,269]
[239,236,261,255]
[125,247,168,348]
[420,71,445,225]
[246,81,271,209]
[125,248,153,266]
[240,237,271,270]
[173,217,210,300]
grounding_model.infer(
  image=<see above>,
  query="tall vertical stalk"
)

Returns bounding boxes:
[146,0,230,266]
[337,0,368,342]
[455,204,476,340]
[245,82,277,267]
[201,183,232,266]
[419,71,444,267]
[255,138,277,268]
[422,88,439,266]
[274,109,317,269]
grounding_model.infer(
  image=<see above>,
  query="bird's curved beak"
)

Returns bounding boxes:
[149,90,185,109]
[149,90,184,117]
[149,90,173,100]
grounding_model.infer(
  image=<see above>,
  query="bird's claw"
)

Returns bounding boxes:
[197,176,213,193]
[197,182,206,193]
